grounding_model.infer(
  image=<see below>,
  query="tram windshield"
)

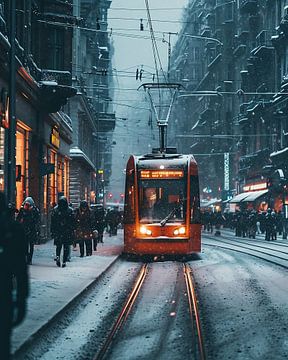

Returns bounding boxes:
[138,179,186,224]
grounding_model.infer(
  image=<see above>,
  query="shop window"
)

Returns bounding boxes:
[49,151,57,206]
[43,149,48,214]
[16,125,29,210]
[64,158,69,198]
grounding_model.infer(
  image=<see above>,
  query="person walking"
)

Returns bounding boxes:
[93,204,106,246]
[106,207,120,236]
[16,197,40,265]
[0,192,29,360]
[51,197,75,267]
[75,200,94,257]
[265,208,273,241]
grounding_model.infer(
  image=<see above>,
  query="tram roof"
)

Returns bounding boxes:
[135,153,197,168]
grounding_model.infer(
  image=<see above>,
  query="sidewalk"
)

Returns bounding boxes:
[12,231,123,354]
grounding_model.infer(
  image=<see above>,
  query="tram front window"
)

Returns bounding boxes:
[139,179,186,223]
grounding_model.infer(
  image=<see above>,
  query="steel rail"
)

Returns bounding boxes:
[203,235,288,269]
[183,264,206,360]
[219,230,288,250]
[94,263,148,360]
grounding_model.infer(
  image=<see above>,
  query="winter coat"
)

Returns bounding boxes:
[16,197,40,244]
[74,207,94,240]
[51,202,75,245]
[93,207,106,233]
[0,193,29,336]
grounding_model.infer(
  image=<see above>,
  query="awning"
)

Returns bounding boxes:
[201,198,222,207]
[241,189,269,202]
[229,192,250,203]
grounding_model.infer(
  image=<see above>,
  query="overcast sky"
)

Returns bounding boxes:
[109,0,188,93]
[107,1,189,196]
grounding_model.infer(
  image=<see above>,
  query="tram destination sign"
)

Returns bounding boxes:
[140,170,184,179]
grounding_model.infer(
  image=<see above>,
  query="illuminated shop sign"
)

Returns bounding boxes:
[140,170,184,179]
[243,182,267,192]
[50,127,60,149]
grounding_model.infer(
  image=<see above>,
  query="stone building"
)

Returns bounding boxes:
[169,0,288,211]
[69,0,115,207]
[0,0,77,237]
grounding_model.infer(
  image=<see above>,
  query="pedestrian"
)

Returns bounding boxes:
[271,211,277,241]
[51,197,75,267]
[0,192,29,360]
[16,196,40,265]
[106,207,120,236]
[92,204,106,246]
[75,200,94,257]
[265,208,273,241]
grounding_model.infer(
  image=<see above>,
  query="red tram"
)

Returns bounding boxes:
[123,152,201,256]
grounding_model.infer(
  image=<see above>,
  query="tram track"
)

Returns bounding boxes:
[94,263,148,360]
[183,263,206,360]
[203,233,288,269]
[13,258,143,360]
[14,259,205,360]
[100,262,206,360]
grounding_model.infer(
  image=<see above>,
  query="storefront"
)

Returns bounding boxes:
[42,121,72,214]
[229,181,269,211]
[15,121,31,209]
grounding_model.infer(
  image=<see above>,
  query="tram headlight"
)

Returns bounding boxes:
[140,226,152,236]
[173,227,186,236]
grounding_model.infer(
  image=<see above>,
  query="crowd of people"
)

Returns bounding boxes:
[202,208,285,241]
[0,192,124,358]
[6,196,123,268]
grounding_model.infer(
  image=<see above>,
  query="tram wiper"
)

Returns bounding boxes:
[160,201,183,227]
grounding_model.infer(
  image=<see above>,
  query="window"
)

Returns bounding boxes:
[138,179,186,224]
[49,150,57,206]
[124,169,135,223]
[15,124,29,210]
[190,175,201,224]
[45,28,65,70]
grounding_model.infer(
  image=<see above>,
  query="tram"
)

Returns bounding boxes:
[123,150,201,256]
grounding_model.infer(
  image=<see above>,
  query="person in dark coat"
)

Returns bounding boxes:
[93,204,106,246]
[265,208,274,241]
[51,197,75,267]
[0,192,29,360]
[75,200,94,257]
[106,207,120,236]
[16,197,40,265]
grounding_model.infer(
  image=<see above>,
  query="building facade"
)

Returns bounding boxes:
[69,0,115,207]
[0,0,77,237]
[169,0,288,212]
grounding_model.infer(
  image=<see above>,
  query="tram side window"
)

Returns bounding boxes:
[124,170,135,223]
[190,175,201,224]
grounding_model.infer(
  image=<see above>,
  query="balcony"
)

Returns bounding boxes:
[97,112,116,132]
[252,45,274,60]
[240,0,258,14]
[256,30,274,47]
[208,53,222,70]
[41,69,72,86]
[39,69,76,113]
[200,26,211,38]
[233,44,246,58]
